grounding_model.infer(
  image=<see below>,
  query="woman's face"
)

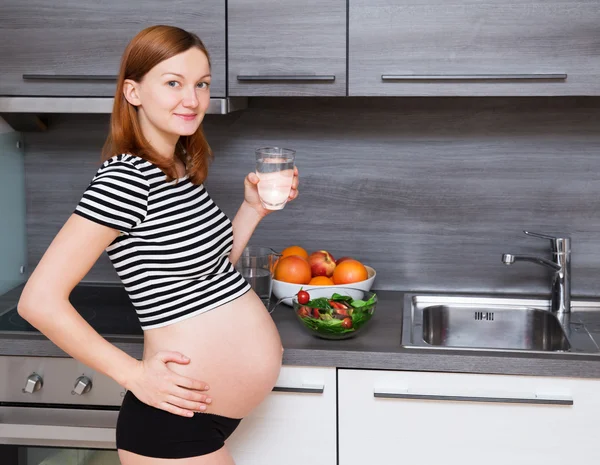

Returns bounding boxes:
[125,47,211,143]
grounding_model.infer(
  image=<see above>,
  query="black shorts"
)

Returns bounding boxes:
[116,390,243,459]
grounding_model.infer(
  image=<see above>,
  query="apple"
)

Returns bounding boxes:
[336,256,354,265]
[308,250,337,277]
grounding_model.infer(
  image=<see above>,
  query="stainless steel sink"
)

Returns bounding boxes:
[422,305,570,351]
[402,294,600,354]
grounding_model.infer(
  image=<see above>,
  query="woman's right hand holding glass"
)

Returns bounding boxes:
[125,351,211,417]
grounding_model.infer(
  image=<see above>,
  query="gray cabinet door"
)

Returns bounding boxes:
[349,0,600,96]
[228,0,346,96]
[0,0,226,97]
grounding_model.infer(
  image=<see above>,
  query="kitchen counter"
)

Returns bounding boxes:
[2,285,600,378]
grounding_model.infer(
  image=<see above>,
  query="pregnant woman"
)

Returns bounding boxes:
[18,25,299,464]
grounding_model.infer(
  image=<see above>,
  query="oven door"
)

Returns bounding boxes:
[0,405,120,465]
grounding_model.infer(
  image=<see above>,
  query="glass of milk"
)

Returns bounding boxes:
[255,147,296,210]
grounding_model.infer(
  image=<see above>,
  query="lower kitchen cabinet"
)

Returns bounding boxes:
[338,369,598,464]
[227,366,336,465]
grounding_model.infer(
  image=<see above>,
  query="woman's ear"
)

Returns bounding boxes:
[123,79,142,107]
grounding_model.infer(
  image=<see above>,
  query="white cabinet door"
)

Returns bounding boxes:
[339,369,598,465]
[227,366,336,465]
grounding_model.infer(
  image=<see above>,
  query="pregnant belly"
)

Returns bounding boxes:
[142,290,283,418]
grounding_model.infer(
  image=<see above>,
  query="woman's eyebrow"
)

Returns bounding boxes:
[162,72,212,79]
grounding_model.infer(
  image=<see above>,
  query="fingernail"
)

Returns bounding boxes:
[200,405,207,411]
[206,398,212,404]
[204,385,210,390]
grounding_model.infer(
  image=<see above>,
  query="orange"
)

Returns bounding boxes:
[332,259,368,285]
[280,245,309,260]
[308,276,335,286]
[274,255,312,284]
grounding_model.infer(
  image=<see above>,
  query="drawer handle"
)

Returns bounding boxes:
[381,73,567,81]
[273,384,325,394]
[237,75,335,82]
[373,391,573,405]
[22,74,118,81]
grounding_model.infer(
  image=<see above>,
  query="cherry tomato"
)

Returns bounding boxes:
[312,308,320,318]
[341,317,353,329]
[297,290,310,305]
[297,306,310,318]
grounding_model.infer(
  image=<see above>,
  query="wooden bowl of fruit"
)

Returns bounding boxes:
[271,246,376,307]
[292,288,377,340]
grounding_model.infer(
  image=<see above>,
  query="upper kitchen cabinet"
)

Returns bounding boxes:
[228,0,347,96]
[349,0,600,96]
[0,0,226,98]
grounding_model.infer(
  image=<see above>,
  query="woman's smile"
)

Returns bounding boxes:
[174,112,198,121]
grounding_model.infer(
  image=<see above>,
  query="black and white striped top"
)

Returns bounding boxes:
[74,154,251,330]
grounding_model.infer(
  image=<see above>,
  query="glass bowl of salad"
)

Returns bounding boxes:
[292,287,377,340]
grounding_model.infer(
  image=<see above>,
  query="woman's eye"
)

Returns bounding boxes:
[167,81,179,88]
[197,82,210,89]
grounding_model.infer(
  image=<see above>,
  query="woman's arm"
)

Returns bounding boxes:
[229,200,266,265]
[18,214,210,417]
[229,168,299,265]
[18,214,138,387]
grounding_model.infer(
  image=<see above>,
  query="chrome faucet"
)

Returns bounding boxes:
[502,230,571,316]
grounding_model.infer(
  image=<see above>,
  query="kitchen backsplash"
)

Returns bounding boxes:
[0,132,26,295]
[22,97,600,296]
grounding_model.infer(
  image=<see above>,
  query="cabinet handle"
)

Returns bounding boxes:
[237,75,335,82]
[381,73,567,81]
[273,384,325,394]
[373,391,573,405]
[22,74,118,81]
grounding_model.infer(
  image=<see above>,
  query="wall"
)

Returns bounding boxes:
[0,117,14,134]
[22,97,600,297]
[0,131,26,295]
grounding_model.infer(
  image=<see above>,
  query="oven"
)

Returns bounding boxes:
[0,355,124,464]
[0,283,142,465]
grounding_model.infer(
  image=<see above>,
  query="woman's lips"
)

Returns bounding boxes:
[175,113,197,121]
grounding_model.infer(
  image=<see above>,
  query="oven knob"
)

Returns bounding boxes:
[72,376,93,395]
[22,373,43,394]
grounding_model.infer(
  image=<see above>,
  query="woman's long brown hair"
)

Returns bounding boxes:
[102,25,213,184]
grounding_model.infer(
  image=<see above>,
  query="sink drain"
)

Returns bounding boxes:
[474,311,494,321]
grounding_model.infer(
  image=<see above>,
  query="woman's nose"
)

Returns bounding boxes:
[182,87,198,108]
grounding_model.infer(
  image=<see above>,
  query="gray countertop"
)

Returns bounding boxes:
[2,286,600,379]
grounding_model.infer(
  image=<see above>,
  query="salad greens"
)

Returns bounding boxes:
[295,292,377,338]
[305,293,376,310]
